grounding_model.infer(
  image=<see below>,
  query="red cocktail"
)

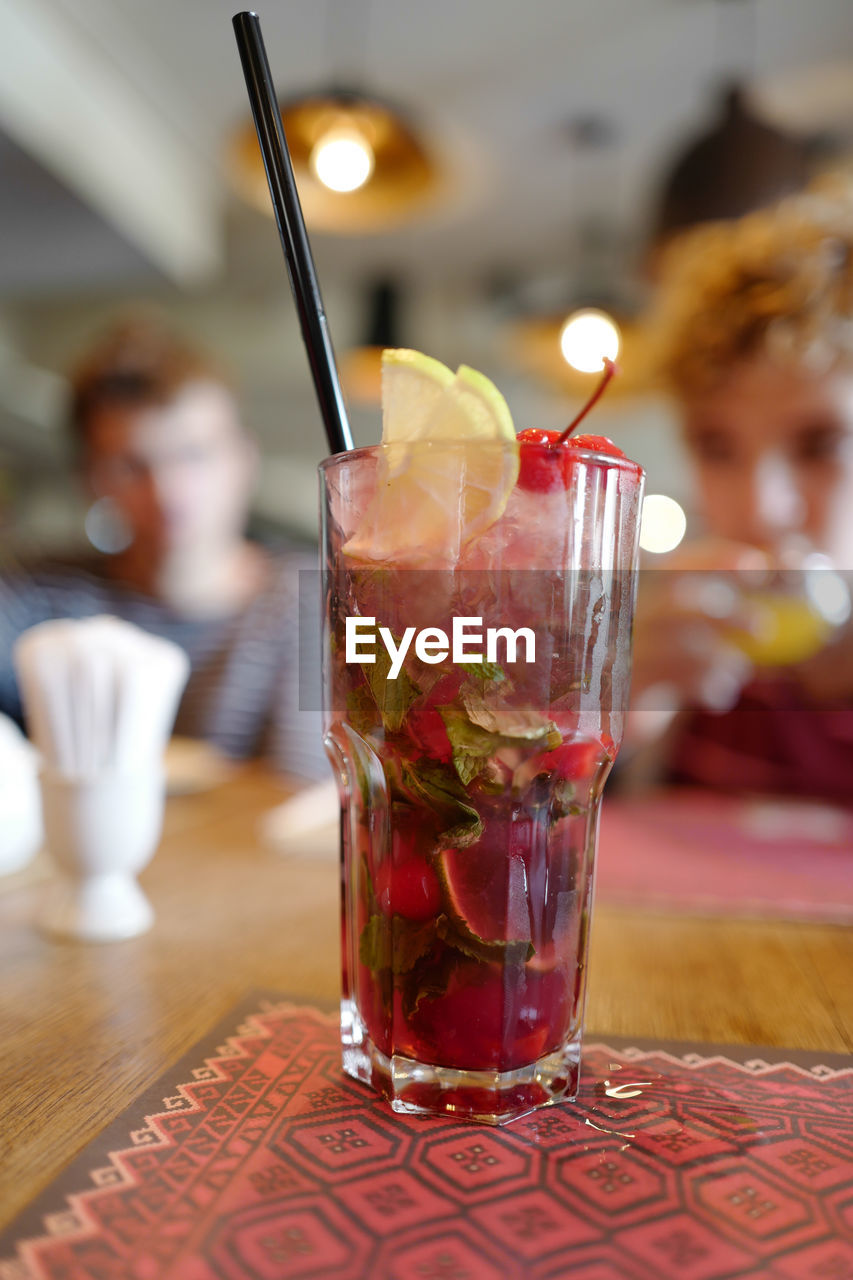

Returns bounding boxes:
[322,358,643,1123]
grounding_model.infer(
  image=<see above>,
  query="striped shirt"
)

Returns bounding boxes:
[0,552,328,782]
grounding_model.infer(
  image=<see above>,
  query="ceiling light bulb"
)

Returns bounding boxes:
[310,129,375,193]
[639,494,687,555]
[559,309,621,374]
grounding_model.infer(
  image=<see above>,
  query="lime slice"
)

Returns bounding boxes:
[381,348,455,443]
[437,845,532,946]
[429,364,516,441]
[343,349,520,564]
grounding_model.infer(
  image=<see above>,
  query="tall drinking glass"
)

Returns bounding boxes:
[321,439,643,1123]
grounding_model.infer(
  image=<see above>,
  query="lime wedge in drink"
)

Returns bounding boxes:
[436,844,532,946]
[344,349,519,564]
[381,348,455,444]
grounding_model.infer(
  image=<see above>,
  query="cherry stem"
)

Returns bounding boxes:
[557,358,619,443]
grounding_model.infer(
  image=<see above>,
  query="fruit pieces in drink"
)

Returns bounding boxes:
[342,351,519,566]
[515,360,640,493]
[516,427,635,492]
[350,716,601,1073]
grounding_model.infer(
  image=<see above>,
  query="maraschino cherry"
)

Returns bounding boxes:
[517,359,627,491]
[516,427,565,491]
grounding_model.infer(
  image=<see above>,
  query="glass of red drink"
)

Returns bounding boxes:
[322,438,643,1123]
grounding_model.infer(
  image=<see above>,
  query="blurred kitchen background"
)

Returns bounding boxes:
[1,0,851,554]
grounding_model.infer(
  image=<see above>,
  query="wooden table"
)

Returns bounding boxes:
[1,765,851,1231]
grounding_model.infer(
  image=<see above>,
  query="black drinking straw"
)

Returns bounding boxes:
[233,11,354,454]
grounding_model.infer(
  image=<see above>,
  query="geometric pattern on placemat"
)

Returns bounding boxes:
[1,998,852,1280]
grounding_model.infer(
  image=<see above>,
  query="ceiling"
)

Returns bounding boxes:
[1,0,852,297]
[0,0,851,543]
[0,131,153,293]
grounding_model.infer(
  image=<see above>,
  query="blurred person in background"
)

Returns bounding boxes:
[0,321,326,782]
[627,176,853,802]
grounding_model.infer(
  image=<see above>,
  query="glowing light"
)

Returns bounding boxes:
[559,308,621,374]
[805,565,851,626]
[639,494,687,555]
[310,129,374,192]
[84,497,132,555]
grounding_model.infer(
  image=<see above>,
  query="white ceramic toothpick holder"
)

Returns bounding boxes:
[0,715,43,875]
[38,767,165,942]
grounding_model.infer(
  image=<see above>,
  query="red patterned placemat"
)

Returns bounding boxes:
[2,994,852,1280]
[598,790,853,922]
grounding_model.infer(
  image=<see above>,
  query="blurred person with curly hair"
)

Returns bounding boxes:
[628,176,853,801]
[0,320,325,782]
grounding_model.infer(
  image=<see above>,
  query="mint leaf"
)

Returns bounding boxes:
[392,916,438,974]
[436,706,500,786]
[359,914,391,971]
[400,761,484,849]
[358,913,438,975]
[552,778,583,820]
[458,661,508,712]
[399,916,536,1018]
[513,770,584,823]
[439,815,485,848]
[346,685,378,735]
[359,852,375,912]
[460,660,506,684]
[438,707,501,755]
[340,728,373,809]
[461,685,559,743]
[436,913,535,965]
[438,701,560,788]
[402,943,458,1017]
[361,642,420,732]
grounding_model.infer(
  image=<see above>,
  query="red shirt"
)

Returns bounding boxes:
[671,677,853,805]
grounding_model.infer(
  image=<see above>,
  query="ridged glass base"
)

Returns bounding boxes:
[341,999,581,1125]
